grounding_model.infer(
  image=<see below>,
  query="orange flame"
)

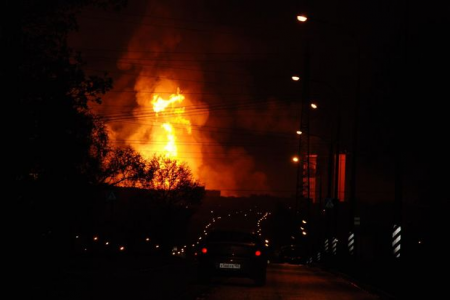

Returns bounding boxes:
[151,88,191,158]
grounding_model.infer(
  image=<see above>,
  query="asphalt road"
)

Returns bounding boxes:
[196,263,382,300]
[23,254,386,300]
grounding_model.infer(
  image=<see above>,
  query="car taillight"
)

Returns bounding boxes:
[201,247,208,254]
[255,250,262,256]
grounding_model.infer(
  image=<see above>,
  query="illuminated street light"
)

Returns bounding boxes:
[296,130,302,135]
[297,13,362,259]
[310,103,318,109]
[292,156,299,163]
[297,15,308,22]
[292,75,301,81]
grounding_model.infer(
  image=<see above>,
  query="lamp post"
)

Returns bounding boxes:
[297,14,361,255]
[292,77,342,204]
[291,63,312,226]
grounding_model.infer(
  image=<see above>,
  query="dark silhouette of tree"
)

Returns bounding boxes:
[11,1,127,275]
[143,155,204,252]
[15,0,126,196]
[97,146,151,187]
[147,155,205,208]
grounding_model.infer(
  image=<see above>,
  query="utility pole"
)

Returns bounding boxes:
[302,39,311,218]
[302,38,311,259]
[349,35,361,234]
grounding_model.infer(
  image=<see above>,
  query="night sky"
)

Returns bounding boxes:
[69,0,449,204]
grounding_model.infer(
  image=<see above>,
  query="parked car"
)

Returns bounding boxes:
[197,229,268,285]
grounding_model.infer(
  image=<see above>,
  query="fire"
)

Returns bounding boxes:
[93,5,273,195]
[152,92,183,113]
[150,88,191,158]
[161,123,176,156]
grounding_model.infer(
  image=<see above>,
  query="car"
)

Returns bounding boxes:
[197,229,268,286]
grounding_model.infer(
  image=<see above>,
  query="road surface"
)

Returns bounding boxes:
[196,263,381,300]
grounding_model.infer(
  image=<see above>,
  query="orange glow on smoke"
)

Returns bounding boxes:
[89,4,275,196]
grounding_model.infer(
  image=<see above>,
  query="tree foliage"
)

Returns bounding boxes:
[95,149,204,206]
[15,0,126,192]
[147,155,205,207]
[97,146,149,187]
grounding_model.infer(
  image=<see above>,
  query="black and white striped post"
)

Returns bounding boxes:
[324,239,329,253]
[332,238,338,255]
[317,251,321,261]
[392,224,401,258]
[348,232,355,255]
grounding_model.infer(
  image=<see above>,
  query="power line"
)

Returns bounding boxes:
[78,14,283,39]
[101,98,298,120]
[78,48,294,56]
[84,67,257,87]
[84,66,284,80]
[81,9,285,30]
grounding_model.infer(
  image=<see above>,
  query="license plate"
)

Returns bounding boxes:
[219,263,241,269]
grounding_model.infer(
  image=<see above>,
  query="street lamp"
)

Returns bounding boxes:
[297,14,361,257]
[291,75,311,219]
[297,15,308,22]
[292,76,326,214]
[291,76,342,201]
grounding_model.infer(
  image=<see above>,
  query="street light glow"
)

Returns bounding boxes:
[296,130,302,135]
[292,156,299,162]
[297,15,308,22]
[311,103,318,109]
[292,75,301,81]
